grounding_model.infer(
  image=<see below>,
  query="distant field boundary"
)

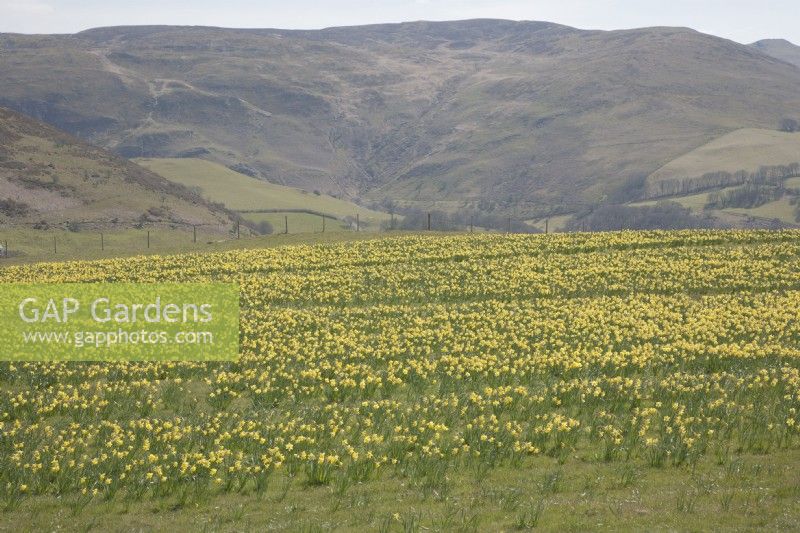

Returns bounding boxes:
[721,211,800,229]
[237,209,341,220]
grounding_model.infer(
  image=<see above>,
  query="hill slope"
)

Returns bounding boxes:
[751,39,800,68]
[2,21,800,216]
[0,106,235,228]
[135,157,392,228]
[647,128,800,187]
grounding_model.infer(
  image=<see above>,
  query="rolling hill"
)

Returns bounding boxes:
[0,106,236,229]
[647,128,800,189]
[135,157,392,230]
[2,20,800,218]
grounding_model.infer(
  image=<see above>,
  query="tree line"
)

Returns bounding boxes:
[646,163,800,199]
[705,184,784,210]
[565,201,712,232]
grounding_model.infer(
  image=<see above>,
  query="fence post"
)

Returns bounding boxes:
[391,213,395,230]
[101,233,104,251]
[356,213,360,232]
[427,213,431,231]
[470,216,474,233]
[545,218,549,234]
[147,230,150,249]
[193,225,197,243]
[284,216,288,234]
[236,221,240,239]
[322,215,325,233]
[3,240,7,258]
[53,235,57,254]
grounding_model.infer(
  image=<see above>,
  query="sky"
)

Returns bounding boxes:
[0,0,798,44]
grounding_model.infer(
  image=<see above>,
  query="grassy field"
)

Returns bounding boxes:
[1,230,800,531]
[0,226,402,265]
[135,158,392,230]
[648,128,800,186]
[628,185,799,227]
[785,176,800,190]
[240,211,352,234]
[722,196,798,223]
[6,449,799,531]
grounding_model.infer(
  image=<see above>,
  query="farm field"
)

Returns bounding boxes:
[242,211,350,234]
[647,128,800,186]
[135,158,392,230]
[628,187,799,227]
[1,230,800,530]
[0,227,400,265]
[723,196,798,223]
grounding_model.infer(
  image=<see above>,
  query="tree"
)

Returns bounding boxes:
[780,118,799,132]
[255,220,273,235]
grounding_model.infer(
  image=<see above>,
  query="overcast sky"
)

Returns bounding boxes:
[1,0,798,44]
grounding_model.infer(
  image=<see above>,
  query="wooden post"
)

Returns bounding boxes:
[470,217,474,233]
[101,233,104,251]
[193,225,197,243]
[356,213,360,232]
[147,231,150,249]
[545,218,549,234]
[284,216,288,234]
[3,240,7,258]
[391,213,395,230]
[53,235,57,254]
[427,212,431,231]
[322,215,325,233]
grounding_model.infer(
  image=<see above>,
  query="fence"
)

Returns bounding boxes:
[0,220,242,260]
[0,213,549,260]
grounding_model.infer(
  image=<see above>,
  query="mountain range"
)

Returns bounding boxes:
[1,20,799,218]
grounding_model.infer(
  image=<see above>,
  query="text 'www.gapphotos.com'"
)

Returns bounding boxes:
[22,329,215,348]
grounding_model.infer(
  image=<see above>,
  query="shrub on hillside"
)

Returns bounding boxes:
[780,118,799,133]
[0,198,30,217]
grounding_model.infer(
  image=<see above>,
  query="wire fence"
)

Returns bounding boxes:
[0,221,240,260]
[0,212,548,260]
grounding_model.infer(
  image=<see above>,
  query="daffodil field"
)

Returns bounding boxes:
[1,230,800,530]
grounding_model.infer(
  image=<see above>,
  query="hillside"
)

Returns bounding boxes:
[136,157,392,231]
[751,39,800,68]
[647,128,800,189]
[2,21,800,217]
[0,106,235,229]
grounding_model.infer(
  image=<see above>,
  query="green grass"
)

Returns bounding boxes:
[4,446,798,531]
[784,176,800,190]
[135,158,392,229]
[722,196,798,224]
[241,211,351,233]
[0,227,413,265]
